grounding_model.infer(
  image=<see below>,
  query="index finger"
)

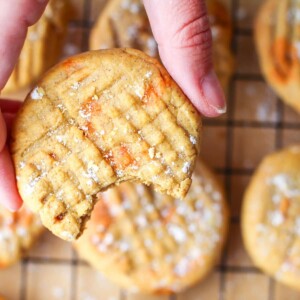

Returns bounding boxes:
[0,0,49,90]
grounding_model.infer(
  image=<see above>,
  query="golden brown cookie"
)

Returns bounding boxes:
[0,205,44,268]
[242,146,300,291]
[90,0,234,91]
[74,160,228,294]
[207,0,234,92]
[2,0,68,94]
[11,49,201,241]
[255,0,300,113]
[90,0,158,58]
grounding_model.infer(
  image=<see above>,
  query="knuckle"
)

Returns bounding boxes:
[171,14,213,50]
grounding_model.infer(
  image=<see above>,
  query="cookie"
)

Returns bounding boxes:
[207,0,234,92]
[255,0,300,113]
[90,0,234,91]
[0,205,44,268]
[90,0,158,58]
[2,0,68,94]
[242,146,300,291]
[74,159,228,294]
[11,49,201,241]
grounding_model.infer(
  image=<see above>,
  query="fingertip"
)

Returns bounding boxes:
[158,46,226,118]
[192,91,227,118]
[4,196,23,212]
[197,105,226,118]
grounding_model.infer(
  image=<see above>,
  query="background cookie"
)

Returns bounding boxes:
[90,0,158,58]
[242,146,300,291]
[90,0,234,92]
[0,205,44,268]
[2,0,69,94]
[255,0,300,113]
[11,49,201,241]
[74,159,229,294]
[207,0,234,92]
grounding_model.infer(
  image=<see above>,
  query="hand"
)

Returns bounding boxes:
[143,0,226,117]
[0,0,224,210]
[0,0,49,210]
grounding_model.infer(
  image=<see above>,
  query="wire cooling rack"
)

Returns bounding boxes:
[1,0,300,299]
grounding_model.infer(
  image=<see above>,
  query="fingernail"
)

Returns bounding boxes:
[202,70,227,114]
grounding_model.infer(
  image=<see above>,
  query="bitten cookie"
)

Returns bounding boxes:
[2,0,68,94]
[255,0,300,113]
[74,160,228,294]
[0,205,44,268]
[90,0,234,91]
[11,49,201,241]
[242,146,300,291]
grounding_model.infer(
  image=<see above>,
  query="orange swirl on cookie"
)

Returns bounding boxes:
[255,0,300,112]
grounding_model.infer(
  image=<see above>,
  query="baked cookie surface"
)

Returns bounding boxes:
[0,205,44,268]
[11,49,201,241]
[242,146,300,290]
[207,0,234,92]
[2,0,68,94]
[255,0,300,113]
[74,159,228,294]
[90,0,158,57]
[90,0,234,91]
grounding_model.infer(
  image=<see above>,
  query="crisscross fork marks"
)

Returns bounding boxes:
[118,185,176,270]
[18,123,116,240]
[58,58,197,183]
[102,69,196,168]
[12,49,201,241]
[44,67,181,192]
[95,185,178,276]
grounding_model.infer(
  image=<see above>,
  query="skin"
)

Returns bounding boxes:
[0,0,226,210]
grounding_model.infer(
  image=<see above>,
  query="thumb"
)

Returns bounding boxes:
[143,0,226,117]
